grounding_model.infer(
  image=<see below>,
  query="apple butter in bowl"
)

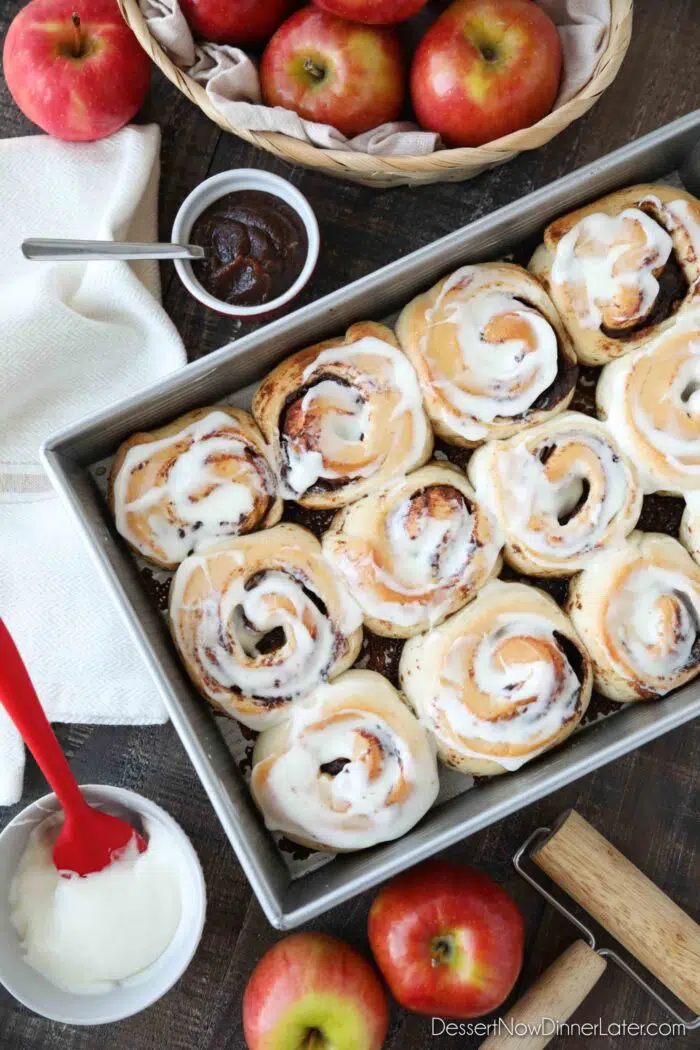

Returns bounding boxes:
[189,190,309,308]
[172,169,320,317]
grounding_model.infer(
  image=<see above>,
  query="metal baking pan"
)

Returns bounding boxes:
[43,110,700,929]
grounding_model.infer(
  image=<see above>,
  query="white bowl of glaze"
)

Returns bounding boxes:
[172,168,320,317]
[0,785,206,1025]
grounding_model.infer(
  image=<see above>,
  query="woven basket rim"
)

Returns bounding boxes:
[118,0,634,177]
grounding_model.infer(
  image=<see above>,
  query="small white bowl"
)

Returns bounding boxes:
[0,785,206,1025]
[172,168,320,317]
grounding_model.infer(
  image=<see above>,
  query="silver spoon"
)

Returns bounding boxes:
[22,238,206,262]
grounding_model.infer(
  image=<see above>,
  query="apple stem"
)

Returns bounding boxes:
[431,936,455,967]
[303,57,326,83]
[305,1030,324,1050]
[71,13,82,58]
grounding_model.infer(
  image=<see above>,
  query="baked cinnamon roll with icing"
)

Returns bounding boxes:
[567,532,700,702]
[596,309,700,495]
[109,407,282,569]
[468,412,642,577]
[250,670,439,852]
[530,185,700,366]
[252,322,432,508]
[322,462,503,637]
[399,580,592,776]
[395,262,577,447]
[168,523,363,729]
[680,495,700,565]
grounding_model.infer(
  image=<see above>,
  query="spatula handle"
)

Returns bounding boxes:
[479,940,607,1050]
[532,810,700,1015]
[0,619,87,813]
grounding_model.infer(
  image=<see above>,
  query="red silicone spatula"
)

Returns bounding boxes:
[0,618,146,875]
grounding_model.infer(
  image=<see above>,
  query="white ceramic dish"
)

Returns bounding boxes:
[172,168,320,317]
[0,785,206,1025]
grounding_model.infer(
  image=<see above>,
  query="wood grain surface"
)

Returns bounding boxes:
[1,2,700,1048]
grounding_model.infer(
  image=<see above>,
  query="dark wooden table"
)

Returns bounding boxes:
[1,2,700,1047]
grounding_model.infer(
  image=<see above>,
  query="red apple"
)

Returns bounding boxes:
[243,932,389,1050]
[368,861,524,1018]
[178,0,297,47]
[410,0,562,147]
[313,0,429,25]
[260,5,405,138]
[2,0,151,142]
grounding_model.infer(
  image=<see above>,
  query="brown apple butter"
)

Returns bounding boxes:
[189,189,308,307]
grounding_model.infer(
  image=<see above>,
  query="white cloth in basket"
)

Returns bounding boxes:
[0,126,186,805]
[140,0,611,155]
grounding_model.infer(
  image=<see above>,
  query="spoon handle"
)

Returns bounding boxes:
[21,238,206,262]
[0,619,87,814]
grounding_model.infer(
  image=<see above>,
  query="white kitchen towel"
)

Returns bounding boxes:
[140,0,611,155]
[0,125,186,805]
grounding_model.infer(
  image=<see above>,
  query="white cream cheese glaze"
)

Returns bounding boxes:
[10,815,182,995]
[468,412,642,574]
[568,532,700,701]
[596,309,700,495]
[322,463,503,636]
[250,670,439,851]
[550,207,673,330]
[424,275,559,437]
[399,580,591,775]
[395,262,576,447]
[435,613,582,771]
[168,525,363,730]
[280,336,430,499]
[112,409,278,566]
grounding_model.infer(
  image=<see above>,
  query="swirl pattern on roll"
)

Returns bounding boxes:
[322,462,503,637]
[530,184,700,366]
[399,580,592,775]
[468,412,642,576]
[567,532,700,702]
[395,262,577,447]
[596,309,700,495]
[252,322,432,508]
[109,407,282,569]
[250,670,439,852]
[168,524,363,729]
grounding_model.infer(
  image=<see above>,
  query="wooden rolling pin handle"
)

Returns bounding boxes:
[479,940,607,1050]
[532,810,700,1016]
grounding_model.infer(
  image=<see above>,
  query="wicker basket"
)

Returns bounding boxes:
[118,0,633,188]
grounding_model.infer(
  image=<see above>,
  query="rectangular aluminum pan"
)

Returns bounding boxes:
[42,110,700,929]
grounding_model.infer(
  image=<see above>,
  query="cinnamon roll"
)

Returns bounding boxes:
[252,322,433,508]
[530,184,700,366]
[109,407,282,569]
[322,462,503,638]
[596,309,700,495]
[567,532,700,702]
[250,670,439,852]
[680,495,700,565]
[399,580,592,776]
[168,523,363,729]
[395,262,577,447]
[468,412,642,577]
